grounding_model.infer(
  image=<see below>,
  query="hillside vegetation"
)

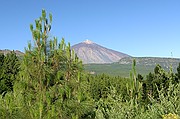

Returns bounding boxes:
[85,57,180,77]
[85,63,155,77]
[0,10,180,119]
[119,57,180,67]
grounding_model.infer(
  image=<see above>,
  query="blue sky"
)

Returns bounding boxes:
[0,0,180,58]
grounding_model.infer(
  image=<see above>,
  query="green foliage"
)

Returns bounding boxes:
[175,63,180,84]
[0,51,20,94]
[141,64,177,104]
[12,9,90,119]
[126,59,142,103]
[89,74,129,101]
[84,63,155,77]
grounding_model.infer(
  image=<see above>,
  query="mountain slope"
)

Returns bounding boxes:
[119,57,180,67]
[85,57,180,77]
[71,40,130,64]
[0,49,24,56]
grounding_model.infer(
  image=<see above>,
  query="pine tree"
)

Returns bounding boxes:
[0,51,20,95]
[126,59,142,103]
[18,9,87,119]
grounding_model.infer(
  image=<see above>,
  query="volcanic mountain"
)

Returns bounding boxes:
[71,40,131,64]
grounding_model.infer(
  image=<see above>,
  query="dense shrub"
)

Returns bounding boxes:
[0,52,20,95]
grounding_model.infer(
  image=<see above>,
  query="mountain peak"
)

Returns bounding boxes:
[83,39,93,44]
[72,41,131,64]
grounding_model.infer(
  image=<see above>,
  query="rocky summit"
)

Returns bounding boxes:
[71,40,131,64]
